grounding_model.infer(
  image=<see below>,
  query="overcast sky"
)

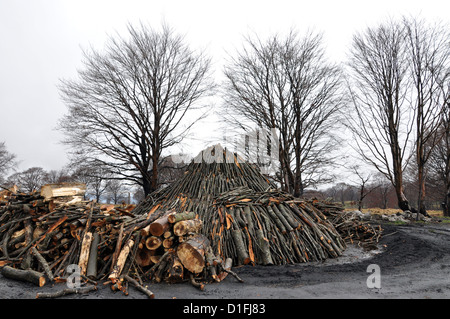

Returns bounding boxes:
[0,0,449,173]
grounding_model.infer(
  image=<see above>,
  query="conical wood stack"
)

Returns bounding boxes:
[133,144,347,266]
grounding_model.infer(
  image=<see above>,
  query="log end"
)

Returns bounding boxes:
[177,244,205,274]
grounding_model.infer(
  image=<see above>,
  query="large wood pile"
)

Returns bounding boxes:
[0,183,241,298]
[133,145,349,266]
[0,145,382,298]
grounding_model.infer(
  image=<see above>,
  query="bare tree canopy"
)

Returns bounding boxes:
[346,19,415,212]
[222,29,343,196]
[8,167,47,193]
[0,142,17,182]
[58,23,214,196]
[346,17,450,213]
[403,17,450,215]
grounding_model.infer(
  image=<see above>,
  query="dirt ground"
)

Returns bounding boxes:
[1,221,450,300]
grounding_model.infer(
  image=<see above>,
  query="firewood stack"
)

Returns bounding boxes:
[137,210,241,289]
[0,183,241,297]
[132,145,351,267]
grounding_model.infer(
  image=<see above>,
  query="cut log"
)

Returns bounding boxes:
[149,211,174,237]
[108,238,134,282]
[231,229,251,265]
[168,211,196,223]
[166,253,184,283]
[173,219,202,237]
[40,183,86,200]
[78,232,93,276]
[1,266,46,287]
[135,247,155,267]
[86,232,100,280]
[145,236,162,250]
[163,237,174,249]
[150,255,161,264]
[255,229,273,265]
[177,234,209,274]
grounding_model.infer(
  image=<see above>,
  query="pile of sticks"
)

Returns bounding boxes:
[0,185,242,298]
[0,187,136,284]
[309,200,383,250]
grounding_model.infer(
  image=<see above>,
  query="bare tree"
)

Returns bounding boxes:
[70,163,111,202]
[427,71,450,215]
[58,23,214,196]
[43,168,73,184]
[346,19,415,212]
[403,17,450,215]
[105,179,126,204]
[8,167,47,193]
[222,29,343,197]
[0,142,17,183]
[350,165,379,211]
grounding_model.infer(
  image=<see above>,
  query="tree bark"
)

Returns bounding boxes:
[1,266,46,287]
[86,232,100,280]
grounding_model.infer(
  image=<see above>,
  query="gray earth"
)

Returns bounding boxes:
[1,221,450,300]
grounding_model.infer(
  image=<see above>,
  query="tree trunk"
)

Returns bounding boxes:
[417,163,428,216]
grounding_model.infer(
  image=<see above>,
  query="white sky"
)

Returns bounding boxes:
[0,0,449,173]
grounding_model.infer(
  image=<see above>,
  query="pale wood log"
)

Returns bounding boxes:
[40,183,86,200]
[108,238,134,282]
[163,236,174,249]
[78,232,93,276]
[145,236,162,250]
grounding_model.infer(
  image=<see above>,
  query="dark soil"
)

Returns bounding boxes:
[2,221,450,299]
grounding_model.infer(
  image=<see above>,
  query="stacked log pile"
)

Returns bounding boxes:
[0,184,241,297]
[0,186,138,285]
[133,145,351,266]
